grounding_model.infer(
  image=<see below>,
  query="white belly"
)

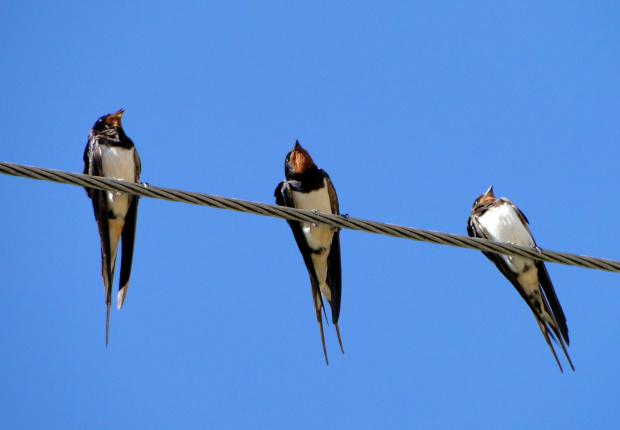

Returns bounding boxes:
[291,180,333,213]
[101,145,136,181]
[100,146,135,217]
[291,180,335,294]
[291,180,334,251]
[477,204,535,274]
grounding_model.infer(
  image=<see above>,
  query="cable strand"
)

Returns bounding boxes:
[2,160,619,273]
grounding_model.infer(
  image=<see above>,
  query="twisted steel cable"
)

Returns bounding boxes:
[1,160,619,273]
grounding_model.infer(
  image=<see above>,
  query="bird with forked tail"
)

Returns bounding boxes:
[83,109,141,346]
[467,186,574,372]
[275,141,343,365]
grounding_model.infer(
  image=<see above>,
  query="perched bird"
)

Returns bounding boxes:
[274,141,343,365]
[83,109,141,346]
[467,186,574,372]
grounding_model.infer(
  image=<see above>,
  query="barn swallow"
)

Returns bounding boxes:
[274,141,343,365]
[467,186,574,372]
[83,109,141,346]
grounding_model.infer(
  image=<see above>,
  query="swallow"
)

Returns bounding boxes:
[467,186,574,372]
[274,141,343,365]
[83,109,141,346]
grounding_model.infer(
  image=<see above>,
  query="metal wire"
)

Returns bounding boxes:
[2,160,619,273]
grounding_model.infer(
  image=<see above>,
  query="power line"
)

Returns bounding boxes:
[1,160,619,274]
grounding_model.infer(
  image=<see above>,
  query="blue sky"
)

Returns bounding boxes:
[1,2,620,428]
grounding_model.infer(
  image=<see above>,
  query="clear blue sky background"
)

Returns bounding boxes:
[1,2,619,429]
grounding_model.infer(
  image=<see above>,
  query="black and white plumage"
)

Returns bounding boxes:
[274,141,343,365]
[83,109,141,346]
[467,186,574,372]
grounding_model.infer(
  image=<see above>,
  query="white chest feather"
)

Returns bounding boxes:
[477,204,536,274]
[100,145,135,217]
[101,146,136,181]
[291,180,334,252]
[291,180,333,214]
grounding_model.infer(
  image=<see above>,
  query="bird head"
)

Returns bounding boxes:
[285,140,317,177]
[471,185,496,210]
[91,109,125,136]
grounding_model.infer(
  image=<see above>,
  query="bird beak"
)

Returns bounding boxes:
[484,185,494,197]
